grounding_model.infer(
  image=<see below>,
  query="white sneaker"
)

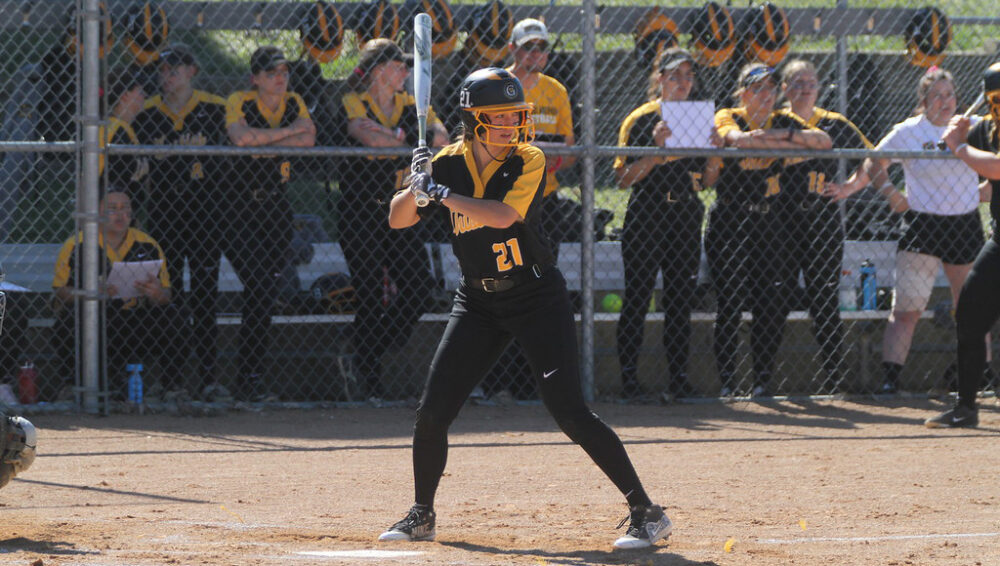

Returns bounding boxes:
[613,504,672,549]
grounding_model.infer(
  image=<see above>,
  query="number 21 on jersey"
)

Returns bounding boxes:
[492,238,523,272]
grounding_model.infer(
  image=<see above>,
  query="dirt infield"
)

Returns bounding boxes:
[2,398,999,565]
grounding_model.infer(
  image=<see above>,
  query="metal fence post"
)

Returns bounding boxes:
[81,0,102,414]
[580,0,597,401]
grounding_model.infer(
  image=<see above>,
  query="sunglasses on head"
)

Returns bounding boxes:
[742,66,775,88]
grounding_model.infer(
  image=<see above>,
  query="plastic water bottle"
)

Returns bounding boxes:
[860,260,877,310]
[127,363,144,409]
[838,270,857,311]
[17,361,38,405]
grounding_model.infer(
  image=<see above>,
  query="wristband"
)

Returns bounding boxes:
[954,143,968,154]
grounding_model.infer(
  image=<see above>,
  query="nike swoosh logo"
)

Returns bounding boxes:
[134,251,149,259]
[952,415,968,422]
[543,369,558,379]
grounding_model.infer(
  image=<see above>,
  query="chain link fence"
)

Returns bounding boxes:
[0,0,998,412]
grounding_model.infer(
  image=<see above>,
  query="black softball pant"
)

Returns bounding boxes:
[616,193,704,389]
[338,201,436,397]
[705,202,792,388]
[146,196,222,382]
[779,199,846,384]
[218,193,292,385]
[411,269,649,509]
[954,238,1000,408]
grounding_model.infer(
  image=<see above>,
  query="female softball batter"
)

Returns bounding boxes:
[379,68,670,549]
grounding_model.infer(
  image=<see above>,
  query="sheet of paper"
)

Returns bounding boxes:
[106,260,163,300]
[659,101,716,149]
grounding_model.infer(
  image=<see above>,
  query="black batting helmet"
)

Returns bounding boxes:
[355,0,400,48]
[124,2,170,66]
[300,1,344,63]
[64,1,114,59]
[985,62,1000,96]
[459,67,534,146]
[310,272,356,314]
[401,0,458,59]
[743,2,790,67]
[464,0,513,67]
[905,7,952,68]
[633,8,679,71]
[688,2,735,68]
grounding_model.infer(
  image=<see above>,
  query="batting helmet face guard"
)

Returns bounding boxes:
[401,0,458,59]
[459,67,534,146]
[688,2,735,68]
[905,7,952,68]
[64,1,114,59]
[0,415,37,489]
[300,1,344,63]
[743,2,790,67]
[356,0,400,49]
[124,2,170,66]
[633,9,679,71]
[464,0,513,67]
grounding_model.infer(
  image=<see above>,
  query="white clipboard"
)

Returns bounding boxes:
[659,101,716,149]
[106,260,163,300]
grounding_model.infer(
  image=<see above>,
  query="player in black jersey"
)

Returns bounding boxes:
[377,68,671,550]
[925,62,1000,428]
[709,64,831,397]
[773,60,873,394]
[133,44,230,400]
[224,46,315,401]
[613,48,722,401]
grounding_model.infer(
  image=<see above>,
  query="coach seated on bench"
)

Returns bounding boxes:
[51,190,188,402]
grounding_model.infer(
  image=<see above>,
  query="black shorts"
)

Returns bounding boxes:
[898,210,985,265]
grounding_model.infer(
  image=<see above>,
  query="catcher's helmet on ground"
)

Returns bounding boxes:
[633,8,679,71]
[64,1,114,59]
[310,272,356,314]
[0,414,37,489]
[124,2,170,66]
[905,7,951,68]
[459,67,534,145]
[743,2,790,67]
[400,0,458,59]
[355,0,400,48]
[688,2,735,68]
[464,0,513,67]
[300,1,344,63]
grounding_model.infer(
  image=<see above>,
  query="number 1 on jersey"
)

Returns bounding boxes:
[492,238,523,272]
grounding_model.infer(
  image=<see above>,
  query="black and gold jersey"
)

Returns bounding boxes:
[613,100,708,195]
[430,140,553,279]
[968,116,1000,223]
[53,227,170,310]
[133,90,228,198]
[775,107,872,200]
[99,117,147,192]
[224,90,311,189]
[340,90,443,206]
[714,107,800,202]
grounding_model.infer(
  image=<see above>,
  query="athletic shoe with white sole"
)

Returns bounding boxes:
[378,504,436,541]
[925,404,978,428]
[613,504,672,549]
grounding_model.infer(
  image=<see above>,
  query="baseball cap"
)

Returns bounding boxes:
[511,18,549,48]
[658,48,695,72]
[355,38,412,75]
[250,46,289,74]
[159,43,198,67]
[740,65,775,87]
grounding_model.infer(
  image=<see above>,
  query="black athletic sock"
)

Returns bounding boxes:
[882,362,902,386]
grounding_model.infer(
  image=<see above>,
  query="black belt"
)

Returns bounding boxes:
[718,198,771,214]
[665,190,695,203]
[250,188,282,202]
[795,195,834,211]
[463,264,549,293]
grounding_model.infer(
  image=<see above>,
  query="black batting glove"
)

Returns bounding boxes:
[426,180,451,204]
[411,146,433,175]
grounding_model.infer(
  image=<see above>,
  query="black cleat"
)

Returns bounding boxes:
[613,504,672,549]
[925,404,978,429]
[378,504,436,541]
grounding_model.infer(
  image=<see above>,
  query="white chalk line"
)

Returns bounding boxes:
[758,531,1000,544]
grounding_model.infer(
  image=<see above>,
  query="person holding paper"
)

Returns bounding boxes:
[772,59,874,395]
[51,190,187,401]
[708,63,831,398]
[612,48,722,401]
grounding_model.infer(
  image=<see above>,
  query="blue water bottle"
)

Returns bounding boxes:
[127,363,144,406]
[860,259,877,310]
